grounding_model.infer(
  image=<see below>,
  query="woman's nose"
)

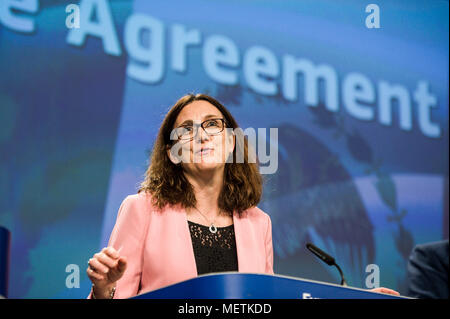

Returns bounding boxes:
[194,125,211,142]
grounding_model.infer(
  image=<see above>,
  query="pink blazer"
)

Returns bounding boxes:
[89,192,274,299]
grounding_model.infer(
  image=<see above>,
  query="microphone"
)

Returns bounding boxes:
[306,242,347,286]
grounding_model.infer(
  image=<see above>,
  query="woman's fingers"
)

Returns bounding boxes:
[90,247,121,270]
[116,256,127,273]
[87,247,127,286]
[106,257,127,283]
[86,259,106,282]
[88,257,109,275]
[381,288,400,296]
[102,247,120,260]
[370,287,400,296]
[95,251,119,269]
[86,266,105,281]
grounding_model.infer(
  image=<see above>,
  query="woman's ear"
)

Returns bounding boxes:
[224,129,236,162]
[166,144,182,165]
[230,130,236,152]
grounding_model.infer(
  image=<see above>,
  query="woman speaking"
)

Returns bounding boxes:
[86,93,273,299]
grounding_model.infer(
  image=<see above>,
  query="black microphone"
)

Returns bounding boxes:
[306,242,348,286]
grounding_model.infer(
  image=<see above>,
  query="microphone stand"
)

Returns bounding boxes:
[333,263,347,286]
[306,242,348,287]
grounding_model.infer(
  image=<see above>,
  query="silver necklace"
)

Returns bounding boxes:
[193,207,218,234]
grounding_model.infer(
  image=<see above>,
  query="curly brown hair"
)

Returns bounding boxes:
[138,93,262,216]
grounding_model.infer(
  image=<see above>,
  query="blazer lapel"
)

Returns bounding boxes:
[176,206,198,277]
[233,211,253,273]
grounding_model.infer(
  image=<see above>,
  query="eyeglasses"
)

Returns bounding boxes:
[173,118,227,140]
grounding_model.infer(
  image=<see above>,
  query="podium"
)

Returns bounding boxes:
[132,272,409,299]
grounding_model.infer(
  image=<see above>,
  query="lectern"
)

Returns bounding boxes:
[132,272,408,299]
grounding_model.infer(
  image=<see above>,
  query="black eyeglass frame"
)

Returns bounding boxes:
[173,118,229,141]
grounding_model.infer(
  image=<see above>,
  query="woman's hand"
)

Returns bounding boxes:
[87,247,127,298]
[370,287,400,296]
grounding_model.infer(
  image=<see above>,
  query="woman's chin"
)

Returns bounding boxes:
[188,156,224,170]
[196,161,223,171]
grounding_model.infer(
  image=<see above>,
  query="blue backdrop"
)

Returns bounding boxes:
[0,0,448,298]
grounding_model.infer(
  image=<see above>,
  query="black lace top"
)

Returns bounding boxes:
[188,221,238,275]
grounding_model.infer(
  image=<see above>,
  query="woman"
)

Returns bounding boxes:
[86,93,273,299]
[86,93,399,299]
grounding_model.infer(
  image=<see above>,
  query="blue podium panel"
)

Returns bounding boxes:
[132,273,409,299]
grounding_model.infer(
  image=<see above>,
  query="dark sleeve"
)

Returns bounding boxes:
[406,241,449,299]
